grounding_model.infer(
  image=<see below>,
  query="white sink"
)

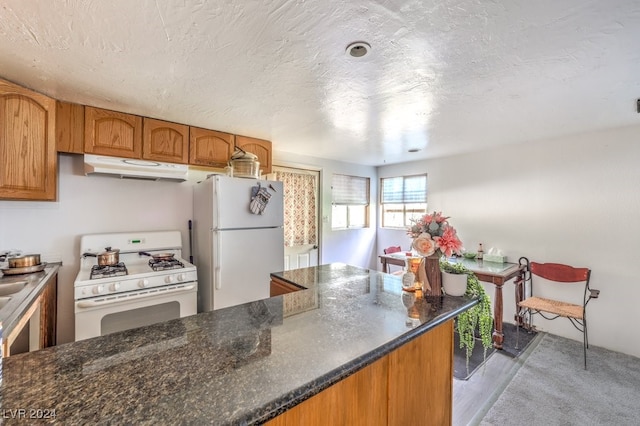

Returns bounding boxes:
[0,296,11,309]
[0,281,27,297]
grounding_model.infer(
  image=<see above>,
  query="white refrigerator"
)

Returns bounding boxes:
[193,175,284,311]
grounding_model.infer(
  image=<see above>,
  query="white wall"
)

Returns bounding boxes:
[273,151,378,269]
[377,124,640,358]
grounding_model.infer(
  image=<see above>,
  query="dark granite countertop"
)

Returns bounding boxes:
[0,263,477,425]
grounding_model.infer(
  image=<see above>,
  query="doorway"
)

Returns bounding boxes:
[269,165,320,270]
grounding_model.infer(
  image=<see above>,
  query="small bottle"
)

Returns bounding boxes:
[402,260,416,292]
[402,257,422,292]
[402,269,415,291]
[477,243,484,260]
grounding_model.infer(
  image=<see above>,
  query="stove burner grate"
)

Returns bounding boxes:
[90,263,128,279]
[149,258,184,271]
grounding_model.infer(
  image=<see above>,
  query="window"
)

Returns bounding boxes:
[332,174,370,229]
[380,174,427,228]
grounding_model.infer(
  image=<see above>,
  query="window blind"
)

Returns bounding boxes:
[332,174,370,205]
[381,175,427,204]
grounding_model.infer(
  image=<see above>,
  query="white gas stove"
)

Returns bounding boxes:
[74,230,198,341]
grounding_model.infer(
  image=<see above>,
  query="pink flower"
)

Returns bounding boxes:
[422,212,449,224]
[434,226,463,258]
[412,233,436,256]
[408,211,463,257]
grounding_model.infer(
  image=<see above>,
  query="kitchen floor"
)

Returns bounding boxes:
[452,339,537,425]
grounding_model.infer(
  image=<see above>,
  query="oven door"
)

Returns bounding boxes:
[74,283,197,341]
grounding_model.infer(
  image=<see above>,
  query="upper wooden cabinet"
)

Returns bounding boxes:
[53,99,270,172]
[235,135,272,175]
[189,127,234,168]
[56,101,85,154]
[84,106,142,159]
[0,78,57,201]
[143,118,189,164]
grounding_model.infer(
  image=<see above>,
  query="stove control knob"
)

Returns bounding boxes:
[93,285,104,295]
[139,279,149,288]
[110,283,120,292]
[177,273,186,282]
[165,275,175,284]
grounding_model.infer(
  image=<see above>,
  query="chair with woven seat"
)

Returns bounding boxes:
[517,258,600,369]
[383,246,403,275]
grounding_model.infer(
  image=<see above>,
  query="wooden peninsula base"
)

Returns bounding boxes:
[266,320,453,426]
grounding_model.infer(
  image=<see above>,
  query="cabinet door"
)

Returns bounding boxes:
[388,320,453,425]
[0,78,57,201]
[236,135,272,174]
[265,356,388,426]
[189,127,234,167]
[56,101,85,154]
[143,118,189,164]
[84,106,142,158]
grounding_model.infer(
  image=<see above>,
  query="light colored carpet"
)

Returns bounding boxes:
[480,333,640,426]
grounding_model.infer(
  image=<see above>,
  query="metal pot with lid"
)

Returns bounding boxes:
[83,247,120,266]
[8,254,41,268]
[230,148,260,178]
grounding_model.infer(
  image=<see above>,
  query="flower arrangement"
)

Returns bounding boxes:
[407,211,463,258]
[408,212,492,369]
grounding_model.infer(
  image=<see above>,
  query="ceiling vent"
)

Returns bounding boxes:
[345,42,371,59]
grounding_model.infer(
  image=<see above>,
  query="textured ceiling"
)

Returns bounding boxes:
[1,0,639,166]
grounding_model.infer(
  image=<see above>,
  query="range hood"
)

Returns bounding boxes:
[84,154,188,182]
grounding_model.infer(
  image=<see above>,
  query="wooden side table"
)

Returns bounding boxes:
[380,254,525,349]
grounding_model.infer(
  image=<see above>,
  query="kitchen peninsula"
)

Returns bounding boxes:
[1,264,477,425]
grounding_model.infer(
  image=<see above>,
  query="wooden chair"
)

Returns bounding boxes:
[383,246,403,275]
[384,246,401,255]
[517,258,600,369]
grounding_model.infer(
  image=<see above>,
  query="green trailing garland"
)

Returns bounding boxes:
[440,261,493,370]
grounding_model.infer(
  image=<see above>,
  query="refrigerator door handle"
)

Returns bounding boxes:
[214,177,221,230]
[213,230,222,290]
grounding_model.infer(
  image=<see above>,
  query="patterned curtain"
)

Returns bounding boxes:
[273,170,317,247]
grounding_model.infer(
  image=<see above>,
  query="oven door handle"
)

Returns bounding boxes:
[76,284,196,308]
